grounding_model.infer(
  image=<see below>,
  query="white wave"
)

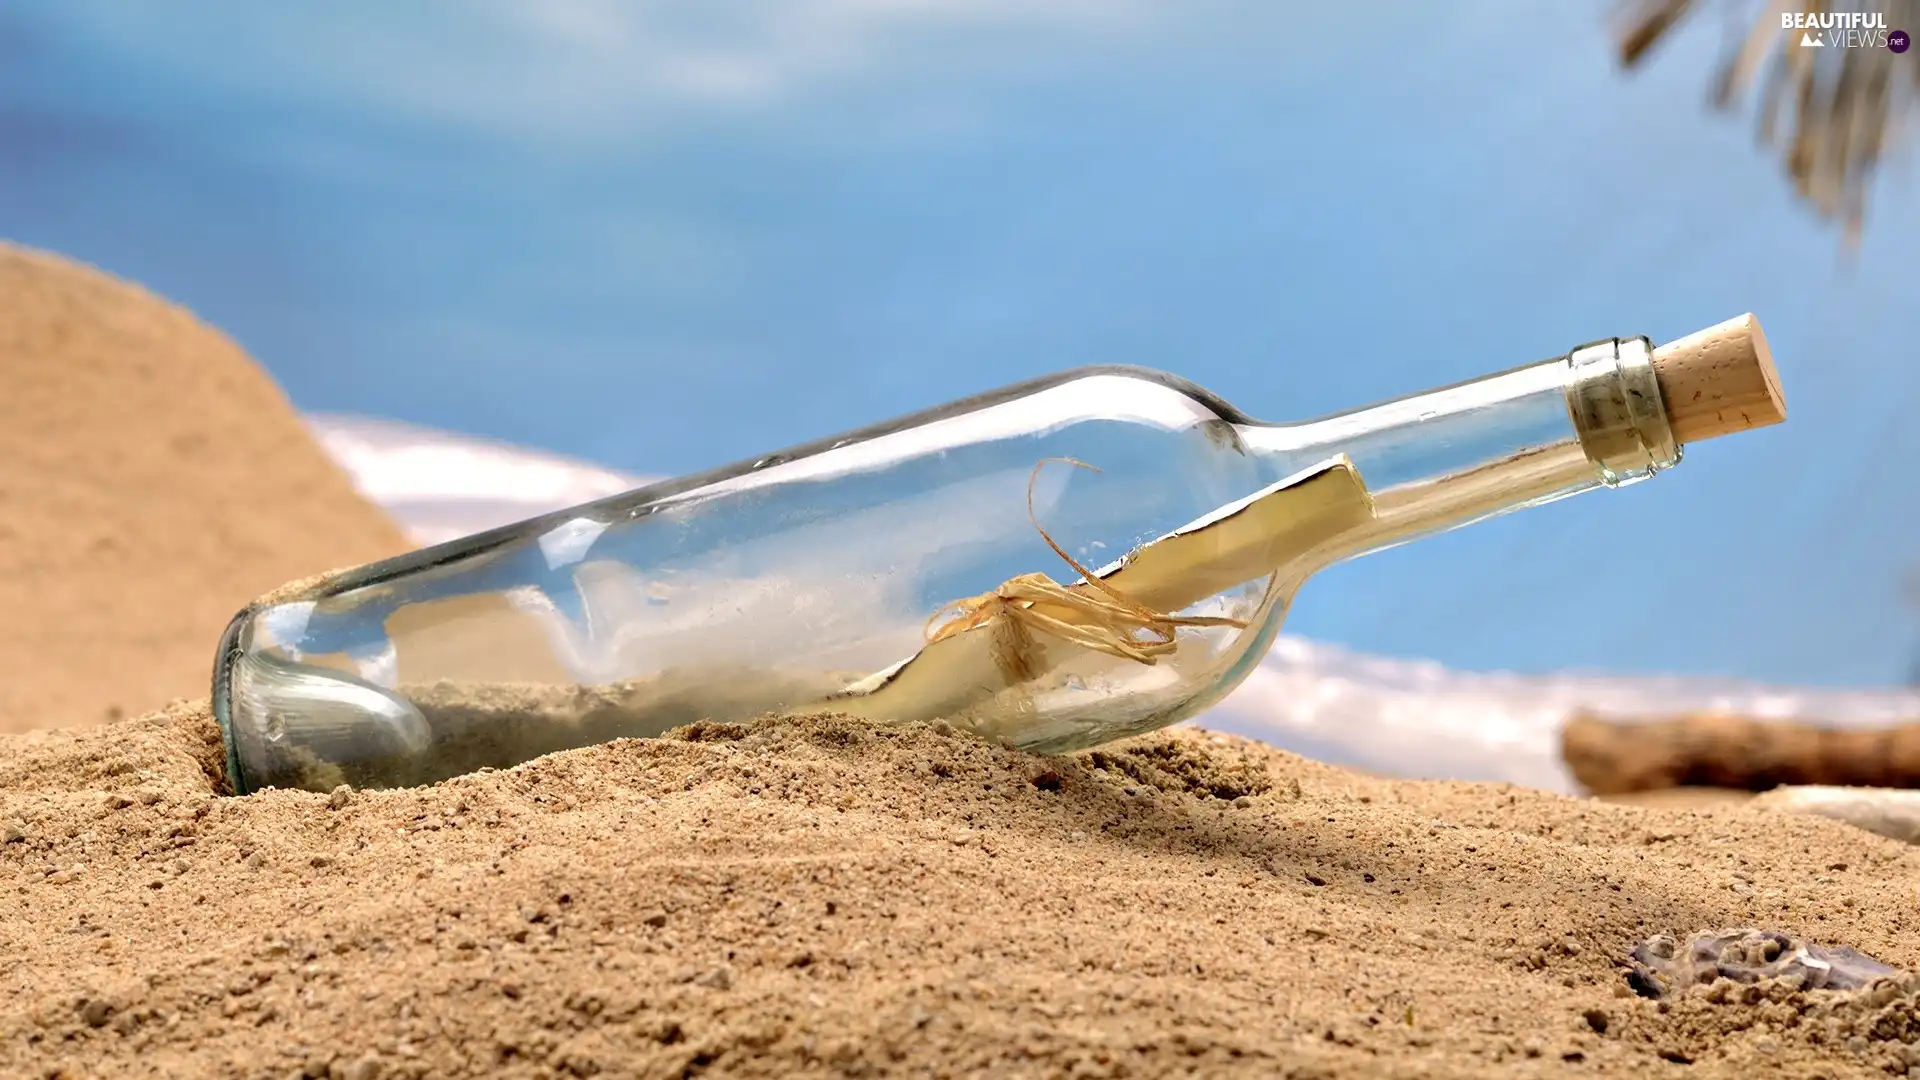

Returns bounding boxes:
[308,413,1920,793]
[305,413,652,547]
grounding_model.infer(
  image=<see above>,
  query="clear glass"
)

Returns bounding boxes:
[214,358,1625,794]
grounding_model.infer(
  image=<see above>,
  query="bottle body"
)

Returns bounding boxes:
[215,343,1676,794]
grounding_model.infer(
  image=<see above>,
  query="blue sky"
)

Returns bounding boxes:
[2,1,1917,686]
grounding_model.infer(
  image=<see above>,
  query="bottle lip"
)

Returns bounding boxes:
[1564,337,1683,487]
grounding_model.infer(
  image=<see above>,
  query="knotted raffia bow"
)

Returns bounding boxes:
[923,458,1248,685]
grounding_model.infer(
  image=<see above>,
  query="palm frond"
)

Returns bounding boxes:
[1613,0,1917,242]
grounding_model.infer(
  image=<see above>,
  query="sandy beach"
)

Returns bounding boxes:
[2,247,1915,1079]
[5,703,1919,1079]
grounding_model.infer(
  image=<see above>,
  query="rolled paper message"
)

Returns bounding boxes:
[827,456,1376,726]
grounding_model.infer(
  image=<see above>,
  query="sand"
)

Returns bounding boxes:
[5,251,1917,1078]
[4,704,1920,1079]
[0,244,411,734]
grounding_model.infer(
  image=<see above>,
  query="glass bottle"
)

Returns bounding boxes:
[213,314,1784,794]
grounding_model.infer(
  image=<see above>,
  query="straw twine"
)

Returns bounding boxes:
[924,458,1248,686]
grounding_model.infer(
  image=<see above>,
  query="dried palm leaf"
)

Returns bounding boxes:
[1612,0,1917,242]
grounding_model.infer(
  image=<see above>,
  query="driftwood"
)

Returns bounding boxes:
[1562,710,1920,795]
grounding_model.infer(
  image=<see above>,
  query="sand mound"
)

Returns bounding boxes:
[3,708,1915,1079]
[0,244,411,733]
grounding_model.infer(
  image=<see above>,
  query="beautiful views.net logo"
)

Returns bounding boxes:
[1781,11,1909,51]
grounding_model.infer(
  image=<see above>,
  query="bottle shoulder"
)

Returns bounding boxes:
[284,365,1259,604]
[975,363,1256,425]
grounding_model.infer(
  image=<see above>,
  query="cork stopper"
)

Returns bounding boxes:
[1650,313,1786,444]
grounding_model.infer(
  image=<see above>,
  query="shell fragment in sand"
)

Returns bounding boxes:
[824,456,1374,725]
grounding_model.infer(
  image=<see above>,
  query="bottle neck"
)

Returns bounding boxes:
[1238,337,1682,558]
